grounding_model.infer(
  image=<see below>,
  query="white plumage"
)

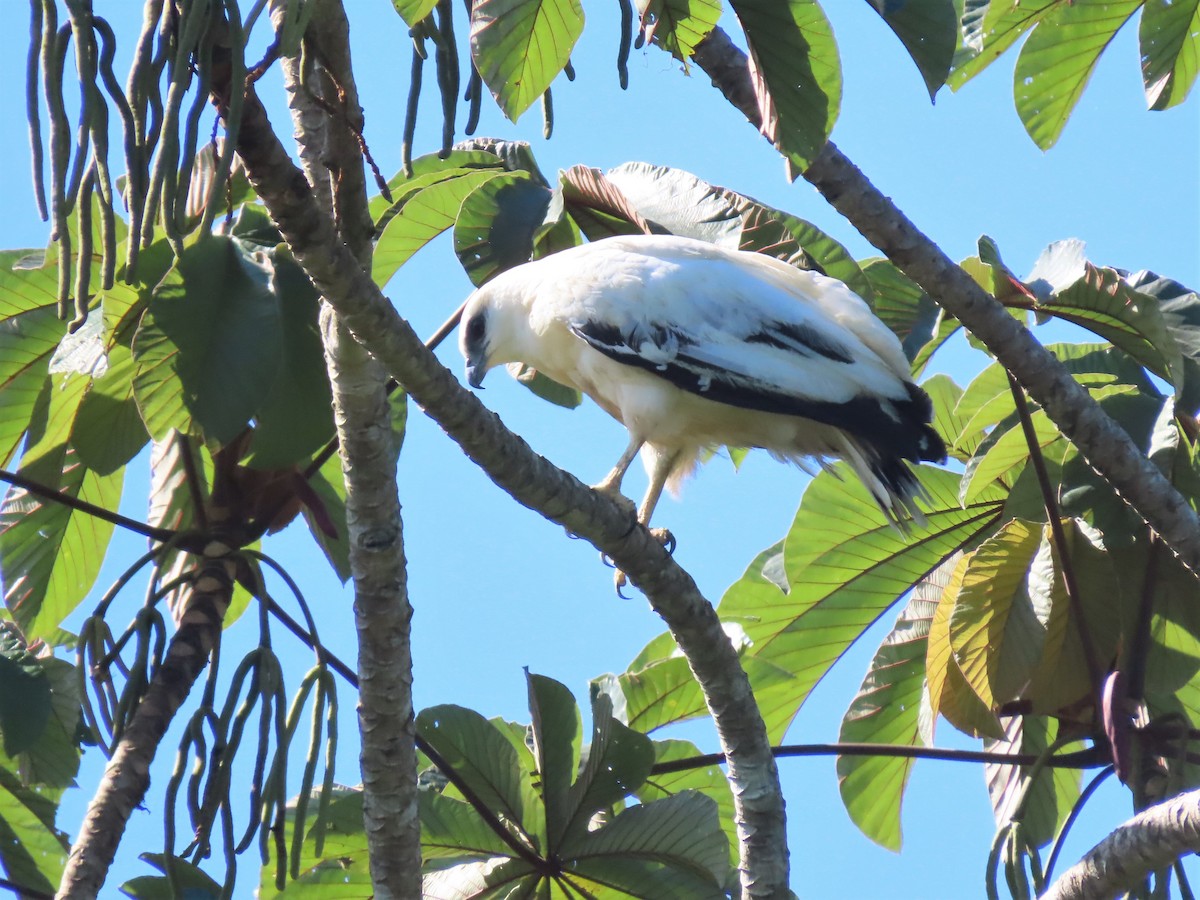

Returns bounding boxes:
[458,234,945,535]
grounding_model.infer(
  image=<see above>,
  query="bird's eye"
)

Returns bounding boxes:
[465,313,486,346]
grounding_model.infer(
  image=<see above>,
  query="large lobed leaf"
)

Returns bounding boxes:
[470,0,584,122]
[728,0,841,172]
[720,466,1006,729]
[1140,0,1200,110]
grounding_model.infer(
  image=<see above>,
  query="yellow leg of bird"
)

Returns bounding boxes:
[592,435,643,517]
[614,449,681,595]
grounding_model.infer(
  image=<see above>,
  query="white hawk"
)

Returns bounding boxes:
[458,234,945,547]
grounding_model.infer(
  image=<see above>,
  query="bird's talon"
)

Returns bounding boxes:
[599,551,617,569]
[614,569,631,598]
[650,527,677,555]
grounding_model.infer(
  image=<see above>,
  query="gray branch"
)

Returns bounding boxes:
[215,67,789,900]
[274,2,421,896]
[1042,789,1200,899]
[692,26,1200,576]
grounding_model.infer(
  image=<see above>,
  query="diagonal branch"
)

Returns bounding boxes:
[691,26,1200,579]
[212,66,790,900]
[273,1,421,895]
[1042,787,1200,900]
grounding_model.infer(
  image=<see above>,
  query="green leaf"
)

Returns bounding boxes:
[959,404,1062,504]
[0,627,51,756]
[507,363,582,409]
[372,168,508,287]
[604,162,742,246]
[562,791,728,887]
[863,0,959,97]
[261,788,372,896]
[837,583,939,851]
[594,653,799,743]
[637,739,736,871]
[526,672,582,847]
[244,252,335,469]
[1,452,123,640]
[416,705,532,833]
[637,0,722,62]
[984,716,1083,849]
[926,555,1005,740]
[469,0,584,122]
[728,0,841,171]
[1036,264,1185,394]
[738,205,874,303]
[1140,0,1200,110]
[0,250,66,467]
[391,0,437,27]
[132,237,283,444]
[0,656,84,794]
[860,258,955,368]
[0,767,67,896]
[120,854,222,899]
[420,791,515,862]
[303,450,352,584]
[454,172,553,287]
[922,374,982,463]
[947,519,1049,710]
[721,467,1005,723]
[949,0,1059,90]
[71,343,149,475]
[1014,1,1142,149]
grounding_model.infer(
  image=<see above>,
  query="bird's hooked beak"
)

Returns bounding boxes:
[465,355,488,389]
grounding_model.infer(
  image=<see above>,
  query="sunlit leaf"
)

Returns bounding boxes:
[372,168,508,287]
[637,739,736,870]
[837,581,939,850]
[729,0,841,171]
[1014,0,1142,149]
[70,344,149,475]
[390,0,437,27]
[860,258,954,369]
[469,0,584,121]
[948,519,1049,709]
[984,715,1083,849]
[739,206,874,303]
[949,0,1059,90]
[637,0,722,62]
[1140,0,1200,110]
[120,853,222,899]
[1,451,122,640]
[720,467,1004,724]
[0,767,67,896]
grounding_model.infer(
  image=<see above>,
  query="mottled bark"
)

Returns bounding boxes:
[692,26,1200,578]
[1042,789,1200,900]
[274,2,421,896]
[215,80,789,899]
[55,545,235,900]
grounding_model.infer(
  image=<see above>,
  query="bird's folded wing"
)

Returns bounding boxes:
[568,317,904,429]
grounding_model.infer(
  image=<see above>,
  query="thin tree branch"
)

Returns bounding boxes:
[211,65,790,900]
[55,543,235,900]
[691,26,1200,581]
[0,467,173,543]
[274,1,421,894]
[1042,788,1200,900]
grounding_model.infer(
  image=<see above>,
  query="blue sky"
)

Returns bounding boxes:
[1,1,1198,897]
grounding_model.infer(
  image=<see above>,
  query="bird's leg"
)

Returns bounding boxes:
[592,435,643,518]
[614,449,682,594]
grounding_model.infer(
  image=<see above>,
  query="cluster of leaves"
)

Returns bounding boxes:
[252,674,731,897]
[392,0,1198,173]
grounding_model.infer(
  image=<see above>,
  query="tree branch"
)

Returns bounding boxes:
[55,544,235,900]
[213,69,789,900]
[1042,788,1200,900]
[691,26,1200,579]
[274,2,421,895]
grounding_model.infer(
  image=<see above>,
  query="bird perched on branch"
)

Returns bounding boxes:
[459,234,946,580]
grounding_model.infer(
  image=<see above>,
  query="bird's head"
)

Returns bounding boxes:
[459,287,501,389]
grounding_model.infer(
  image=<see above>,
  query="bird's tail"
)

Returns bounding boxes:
[840,431,941,531]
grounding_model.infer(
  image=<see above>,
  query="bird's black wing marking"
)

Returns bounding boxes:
[744,321,854,364]
[569,318,944,464]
